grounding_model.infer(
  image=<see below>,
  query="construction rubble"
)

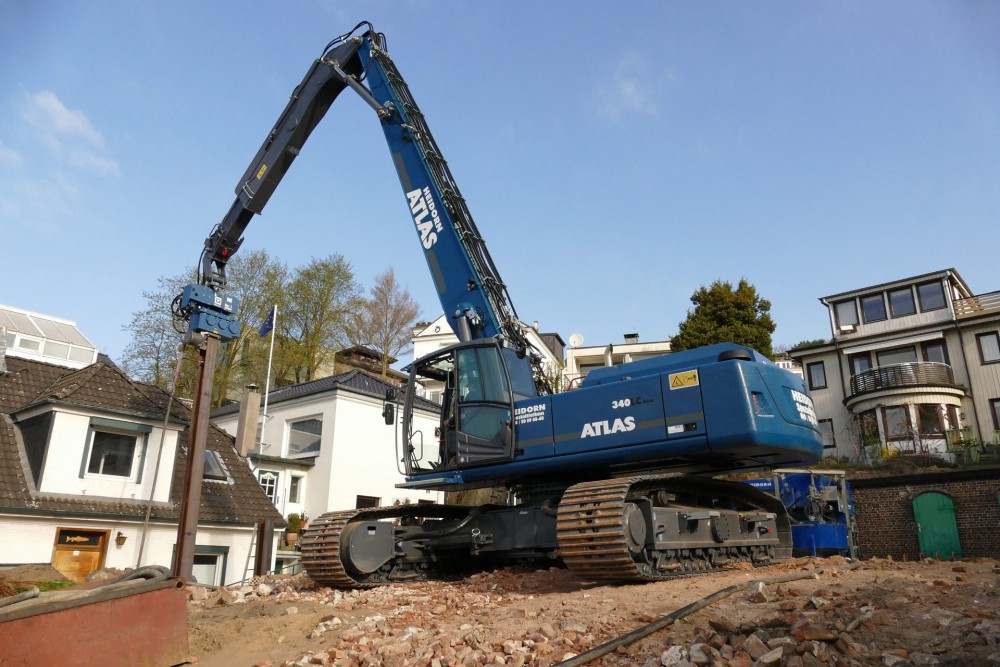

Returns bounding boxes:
[185,557,1000,667]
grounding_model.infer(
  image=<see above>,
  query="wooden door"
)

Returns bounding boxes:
[52,528,108,582]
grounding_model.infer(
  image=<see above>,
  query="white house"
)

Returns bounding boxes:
[0,307,281,586]
[211,369,443,570]
[563,332,672,389]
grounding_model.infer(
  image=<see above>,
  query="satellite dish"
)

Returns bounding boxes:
[568,333,584,348]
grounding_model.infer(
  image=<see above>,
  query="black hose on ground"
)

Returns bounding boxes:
[555,561,863,667]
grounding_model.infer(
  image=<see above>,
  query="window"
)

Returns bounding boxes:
[288,417,322,456]
[856,410,880,444]
[977,332,1000,364]
[806,362,827,390]
[876,346,918,367]
[916,281,947,311]
[888,287,916,318]
[922,341,948,365]
[849,353,871,376]
[87,431,137,477]
[356,495,380,509]
[203,450,228,481]
[288,476,302,503]
[882,406,910,439]
[190,546,229,587]
[834,300,859,328]
[917,404,943,435]
[861,294,887,323]
[818,419,836,451]
[990,399,1000,430]
[258,471,279,504]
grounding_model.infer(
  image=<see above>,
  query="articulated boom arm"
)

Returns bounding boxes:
[194,22,534,361]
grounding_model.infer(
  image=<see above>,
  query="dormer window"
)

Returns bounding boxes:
[82,417,151,481]
[87,430,137,477]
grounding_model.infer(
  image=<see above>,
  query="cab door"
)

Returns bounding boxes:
[451,344,515,466]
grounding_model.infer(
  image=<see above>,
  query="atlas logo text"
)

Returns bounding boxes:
[407,187,443,249]
[581,416,636,438]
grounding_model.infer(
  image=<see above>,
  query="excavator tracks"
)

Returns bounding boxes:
[557,474,791,582]
[299,509,372,588]
[302,474,791,588]
[301,504,477,588]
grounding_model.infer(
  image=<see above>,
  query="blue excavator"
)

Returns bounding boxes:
[178,22,822,587]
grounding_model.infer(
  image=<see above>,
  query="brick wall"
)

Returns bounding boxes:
[851,468,1000,560]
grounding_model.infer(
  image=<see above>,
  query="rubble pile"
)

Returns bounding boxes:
[186,559,1000,667]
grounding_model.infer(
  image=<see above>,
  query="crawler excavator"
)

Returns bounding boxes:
[177,22,823,588]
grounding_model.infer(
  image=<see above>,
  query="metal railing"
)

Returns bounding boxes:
[849,362,956,396]
[954,291,1000,319]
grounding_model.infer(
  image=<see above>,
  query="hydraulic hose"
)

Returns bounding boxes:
[554,561,862,667]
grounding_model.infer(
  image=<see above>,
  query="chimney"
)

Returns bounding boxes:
[235,384,261,457]
[624,333,639,344]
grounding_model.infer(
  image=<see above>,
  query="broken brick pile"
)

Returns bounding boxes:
[187,559,1000,667]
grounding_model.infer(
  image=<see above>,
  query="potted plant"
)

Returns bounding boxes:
[285,513,302,547]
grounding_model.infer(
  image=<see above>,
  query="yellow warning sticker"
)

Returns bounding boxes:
[669,369,699,390]
[256,164,268,180]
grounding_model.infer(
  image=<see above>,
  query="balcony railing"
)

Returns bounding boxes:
[849,362,956,396]
[954,291,1000,319]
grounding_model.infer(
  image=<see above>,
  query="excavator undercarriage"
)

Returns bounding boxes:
[301,473,790,588]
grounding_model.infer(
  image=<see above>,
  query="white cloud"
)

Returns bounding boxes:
[21,91,120,176]
[596,52,672,122]
[0,172,79,233]
[0,141,25,169]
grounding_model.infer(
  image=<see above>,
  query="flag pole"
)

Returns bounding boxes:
[261,305,277,445]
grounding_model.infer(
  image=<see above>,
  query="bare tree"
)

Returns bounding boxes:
[119,272,191,389]
[351,268,422,377]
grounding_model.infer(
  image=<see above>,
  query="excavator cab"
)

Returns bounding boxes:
[402,339,534,474]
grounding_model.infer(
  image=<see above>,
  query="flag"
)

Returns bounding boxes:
[259,305,276,337]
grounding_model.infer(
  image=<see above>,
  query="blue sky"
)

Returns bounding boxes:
[3,1,999,363]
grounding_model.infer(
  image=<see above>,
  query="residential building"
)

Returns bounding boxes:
[211,369,442,570]
[789,269,1000,462]
[564,333,671,389]
[773,352,804,380]
[0,319,281,586]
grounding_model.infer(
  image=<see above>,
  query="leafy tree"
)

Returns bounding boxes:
[283,254,363,382]
[790,338,829,350]
[350,268,421,377]
[670,279,776,358]
[213,250,288,405]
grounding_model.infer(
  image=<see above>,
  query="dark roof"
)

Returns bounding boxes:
[212,368,438,418]
[0,356,281,526]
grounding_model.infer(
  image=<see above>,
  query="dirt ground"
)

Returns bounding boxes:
[180,557,1000,667]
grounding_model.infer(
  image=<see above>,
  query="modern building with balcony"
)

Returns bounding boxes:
[789,269,1000,462]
